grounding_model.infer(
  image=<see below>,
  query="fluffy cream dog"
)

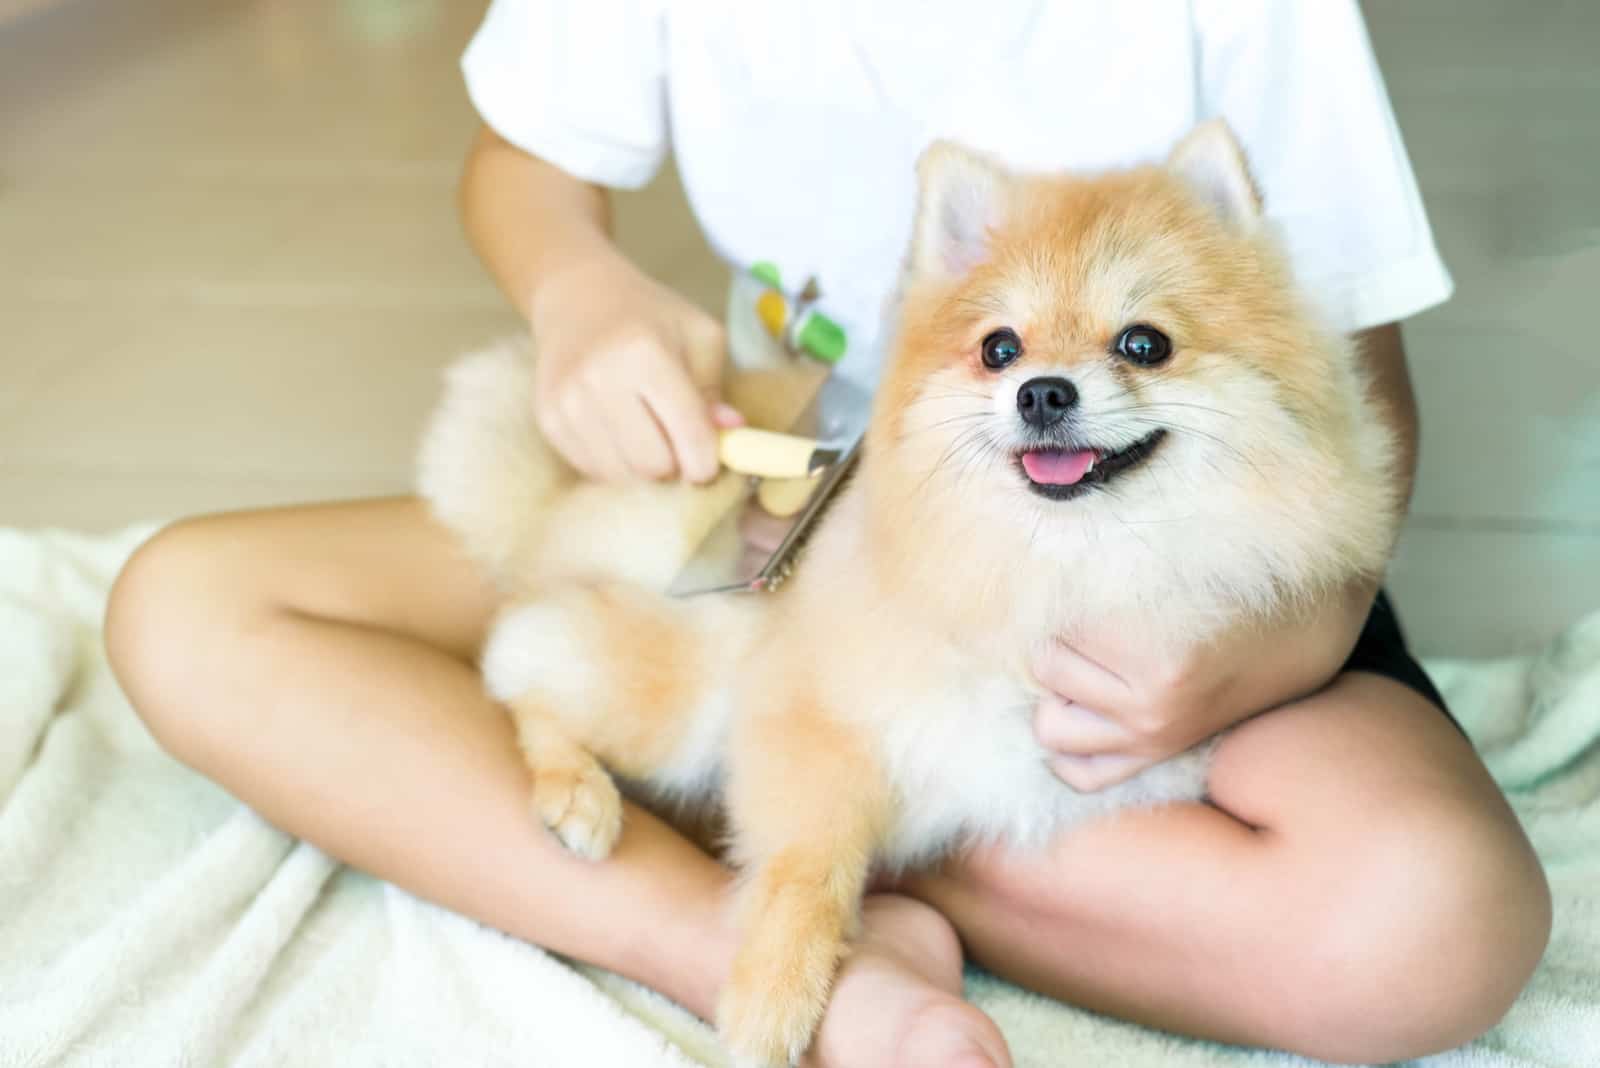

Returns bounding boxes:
[417,120,1400,1066]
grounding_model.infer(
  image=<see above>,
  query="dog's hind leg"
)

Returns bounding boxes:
[507,697,625,860]
[482,582,756,855]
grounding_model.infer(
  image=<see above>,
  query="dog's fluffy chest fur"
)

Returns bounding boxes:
[754,488,1211,872]
[866,663,1204,869]
[870,664,1212,869]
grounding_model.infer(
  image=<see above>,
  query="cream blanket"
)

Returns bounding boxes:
[1,525,1595,1067]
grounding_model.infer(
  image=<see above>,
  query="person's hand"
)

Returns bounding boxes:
[1032,581,1377,791]
[529,254,741,483]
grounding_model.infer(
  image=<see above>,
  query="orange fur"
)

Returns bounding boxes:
[719,707,890,1064]
[420,120,1402,1066]
[543,585,703,778]
[495,582,746,854]
[509,698,625,860]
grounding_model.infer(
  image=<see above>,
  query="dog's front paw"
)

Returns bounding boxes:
[717,975,821,1068]
[716,927,842,1067]
[530,760,623,860]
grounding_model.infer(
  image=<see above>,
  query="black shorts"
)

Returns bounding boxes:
[1340,590,1463,736]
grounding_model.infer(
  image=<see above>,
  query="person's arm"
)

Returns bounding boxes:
[1028,323,1416,791]
[460,124,617,321]
[459,125,735,483]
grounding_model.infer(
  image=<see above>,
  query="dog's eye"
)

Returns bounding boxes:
[981,328,1023,370]
[1114,324,1172,366]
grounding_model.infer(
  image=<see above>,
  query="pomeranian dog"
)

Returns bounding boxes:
[417,120,1400,1066]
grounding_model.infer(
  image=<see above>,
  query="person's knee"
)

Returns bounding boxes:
[106,517,258,765]
[1291,805,1550,1062]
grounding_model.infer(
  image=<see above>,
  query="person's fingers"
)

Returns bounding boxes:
[536,404,591,478]
[1047,752,1147,793]
[1031,638,1135,719]
[603,393,677,481]
[711,402,746,429]
[1031,696,1130,757]
[680,316,736,479]
[681,316,728,393]
[563,385,630,483]
[642,362,722,484]
[540,388,612,481]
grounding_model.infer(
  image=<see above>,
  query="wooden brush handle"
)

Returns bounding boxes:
[756,473,823,518]
[717,428,819,479]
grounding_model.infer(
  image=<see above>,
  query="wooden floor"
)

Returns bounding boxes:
[1,0,1595,657]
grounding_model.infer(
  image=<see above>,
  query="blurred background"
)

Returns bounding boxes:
[1,0,1595,657]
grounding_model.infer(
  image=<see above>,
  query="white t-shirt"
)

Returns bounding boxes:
[463,0,1453,386]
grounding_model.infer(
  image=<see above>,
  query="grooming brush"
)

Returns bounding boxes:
[730,433,861,594]
[667,372,871,597]
[718,428,847,480]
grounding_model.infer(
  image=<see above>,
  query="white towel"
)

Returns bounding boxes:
[0,525,1594,1067]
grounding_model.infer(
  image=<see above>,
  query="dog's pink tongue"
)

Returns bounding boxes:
[1022,448,1096,486]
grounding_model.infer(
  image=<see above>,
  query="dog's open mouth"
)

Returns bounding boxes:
[1015,428,1167,500]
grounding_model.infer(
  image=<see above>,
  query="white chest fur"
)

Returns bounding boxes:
[795,490,1216,872]
[869,665,1212,871]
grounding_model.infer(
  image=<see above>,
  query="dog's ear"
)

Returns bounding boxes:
[910,141,1013,281]
[1166,119,1262,229]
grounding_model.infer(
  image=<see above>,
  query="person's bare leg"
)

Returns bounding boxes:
[907,674,1551,1064]
[104,498,1006,1067]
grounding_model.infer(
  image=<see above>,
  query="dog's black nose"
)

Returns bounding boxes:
[1016,376,1078,428]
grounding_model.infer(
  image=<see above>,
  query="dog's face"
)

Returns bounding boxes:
[862,122,1394,629]
[871,121,1352,529]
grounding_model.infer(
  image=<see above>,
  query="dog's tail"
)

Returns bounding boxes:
[416,338,571,592]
